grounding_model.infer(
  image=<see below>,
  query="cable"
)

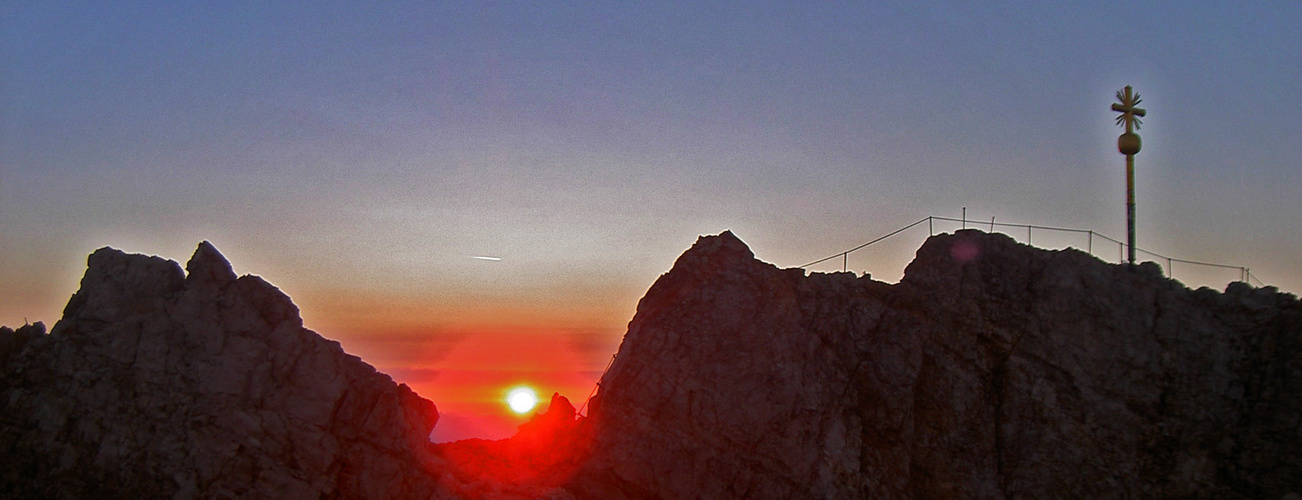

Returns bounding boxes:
[801,214,1270,287]
[799,217,930,268]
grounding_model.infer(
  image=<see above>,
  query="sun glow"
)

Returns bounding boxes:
[506,386,539,414]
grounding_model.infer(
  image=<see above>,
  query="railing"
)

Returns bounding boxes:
[577,215,1270,419]
[577,353,617,418]
[800,214,1266,287]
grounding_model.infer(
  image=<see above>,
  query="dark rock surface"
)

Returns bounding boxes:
[435,394,589,497]
[0,242,454,499]
[4,231,1299,499]
[570,230,1302,499]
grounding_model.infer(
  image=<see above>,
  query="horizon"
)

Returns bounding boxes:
[4,2,1300,440]
[3,223,1287,441]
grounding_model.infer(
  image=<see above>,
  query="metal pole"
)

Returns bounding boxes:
[1127,153,1136,264]
[962,207,967,229]
[1113,85,1144,266]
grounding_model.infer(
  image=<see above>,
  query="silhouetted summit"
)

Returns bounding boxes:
[2,232,1299,499]
[0,242,446,499]
[570,230,1302,498]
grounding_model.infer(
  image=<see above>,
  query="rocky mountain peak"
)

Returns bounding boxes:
[667,230,758,277]
[1,242,452,499]
[62,246,186,325]
[4,232,1299,499]
[185,240,237,289]
[571,230,1302,499]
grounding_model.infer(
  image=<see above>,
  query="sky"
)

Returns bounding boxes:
[3,2,1299,440]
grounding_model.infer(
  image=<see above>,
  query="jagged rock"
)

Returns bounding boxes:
[570,230,1302,499]
[0,322,44,367]
[5,231,1300,499]
[0,242,455,499]
[435,393,588,498]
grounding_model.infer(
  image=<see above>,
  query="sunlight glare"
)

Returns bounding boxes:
[506,386,539,414]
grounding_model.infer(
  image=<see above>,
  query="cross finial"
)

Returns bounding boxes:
[1111,85,1147,266]
[1111,85,1146,134]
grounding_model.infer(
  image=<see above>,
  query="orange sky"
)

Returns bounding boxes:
[4,2,1301,443]
[296,289,628,441]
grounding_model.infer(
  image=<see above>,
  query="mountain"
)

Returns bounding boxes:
[0,242,451,499]
[568,230,1302,498]
[3,231,1299,499]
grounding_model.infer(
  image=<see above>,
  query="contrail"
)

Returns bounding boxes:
[470,256,502,261]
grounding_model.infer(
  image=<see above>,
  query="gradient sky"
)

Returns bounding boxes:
[3,2,1300,440]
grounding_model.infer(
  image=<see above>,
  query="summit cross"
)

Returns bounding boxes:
[1112,85,1147,134]
[1112,85,1147,265]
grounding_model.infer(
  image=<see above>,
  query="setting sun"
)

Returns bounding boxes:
[506,386,539,415]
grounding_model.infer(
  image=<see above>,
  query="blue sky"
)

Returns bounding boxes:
[3,2,1300,363]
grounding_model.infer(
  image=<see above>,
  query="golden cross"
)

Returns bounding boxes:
[1111,85,1147,134]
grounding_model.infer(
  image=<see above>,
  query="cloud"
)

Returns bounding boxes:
[331,328,472,369]
[562,328,623,370]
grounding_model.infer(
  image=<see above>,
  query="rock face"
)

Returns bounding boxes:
[4,232,1299,499]
[0,242,452,499]
[570,230,1302,498]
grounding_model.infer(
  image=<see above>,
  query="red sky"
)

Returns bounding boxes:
[3,2,1301,442]
[297,288,627,441]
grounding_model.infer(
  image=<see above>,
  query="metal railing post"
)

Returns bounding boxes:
[797,215,1266,290]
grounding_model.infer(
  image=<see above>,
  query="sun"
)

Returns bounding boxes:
[506,386,539,415]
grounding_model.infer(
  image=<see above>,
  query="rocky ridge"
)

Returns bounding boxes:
[570,230,1302,498]
[3,231,1299,499]
[0,242,452,499]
